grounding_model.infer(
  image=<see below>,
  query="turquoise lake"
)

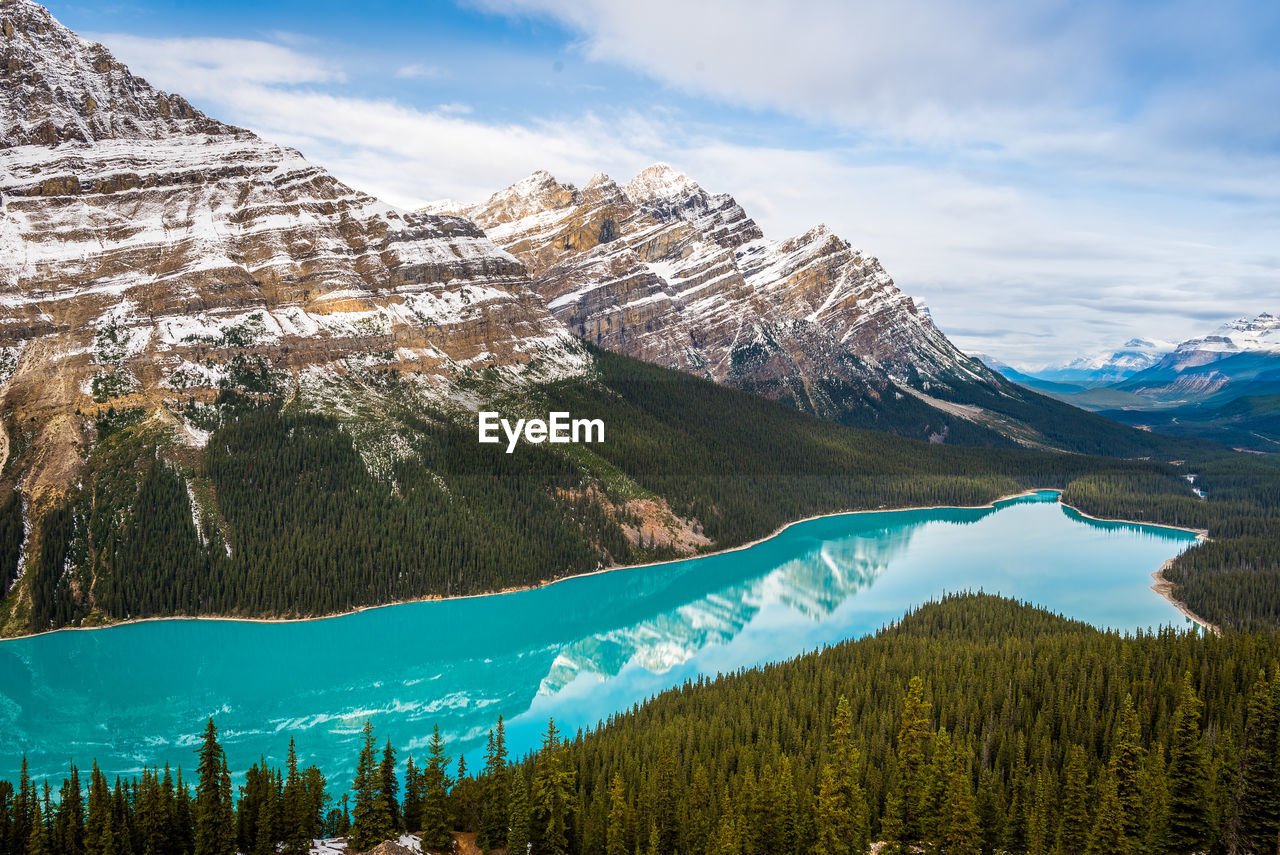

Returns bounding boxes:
[0,492,1198,789]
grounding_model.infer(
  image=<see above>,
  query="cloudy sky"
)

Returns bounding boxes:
[48,0,1280,367]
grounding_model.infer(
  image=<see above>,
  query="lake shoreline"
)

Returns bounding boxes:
[1051,502,1213,633]
[1,488,1211,642]
[1150,560,1221,635]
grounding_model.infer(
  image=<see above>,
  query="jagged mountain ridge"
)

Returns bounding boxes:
[0,0,586,512]
[440,164,1034,443]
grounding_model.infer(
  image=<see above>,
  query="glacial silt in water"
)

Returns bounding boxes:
[0,492,1197,786]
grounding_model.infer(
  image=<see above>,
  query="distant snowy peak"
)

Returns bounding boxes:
[1066,338,1174,372]
[1031,312,1280,391]
[1181,312,1280,354]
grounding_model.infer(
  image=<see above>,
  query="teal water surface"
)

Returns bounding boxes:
[0,492,1197,789]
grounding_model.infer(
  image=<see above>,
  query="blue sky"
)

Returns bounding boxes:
[46,0,1280,366]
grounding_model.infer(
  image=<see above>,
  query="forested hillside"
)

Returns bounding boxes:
[4,595,1280,855]
[0,348,1218,637]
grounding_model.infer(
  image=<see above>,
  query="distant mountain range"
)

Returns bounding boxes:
[977,313,1280,450]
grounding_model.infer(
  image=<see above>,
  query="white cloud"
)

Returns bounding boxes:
[87,33,344,90]
[89,25,1279,365]
[395,62,444,80]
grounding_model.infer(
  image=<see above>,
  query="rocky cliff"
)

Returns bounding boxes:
[444,164,1003,438]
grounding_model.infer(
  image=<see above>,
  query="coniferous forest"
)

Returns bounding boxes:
[4,348,1278,635]
[3,595,1280,855]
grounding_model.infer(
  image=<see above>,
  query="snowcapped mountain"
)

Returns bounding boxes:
[1159,313,1280,366]
[1114,312,1280,402]
[1020,314,1278,394]
[0,0,584,506]
[1065,337,1174,375]
[1025,338,1175,387]
[441,164,1014,441]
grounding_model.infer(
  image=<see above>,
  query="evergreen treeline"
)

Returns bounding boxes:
[5,348,1278,634]
[5,595,1280,855]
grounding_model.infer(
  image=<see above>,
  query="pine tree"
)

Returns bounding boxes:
[606,774,630,855]
[507,773,531,855]
[379,739,402,832]
[403,757,424,834]
[55,763,86,855]
[1140,743,1170,854]
[1240,667,1280,855]
[111,776,132,855]
[194,719,232,855]
[881,676,933,853]
[13,757,34,855]
[684,763,715,855]
[174,769,194,855]
[1056,745,1091,855]
[86,762,115,855]
[26,781,50,855]
[218,755,236,855]
[939,748,981,855]
[451,755,482,833]
[282,738,310,855]
[1112,694,1146,846]
[137,767,167,855]
[649,743,678,855]
[814,697,869,855]
[1166,673,1209,854]
[1087,765,1127,855]
[160,765,179,855]
[531,719,574,855]
[710,794,742,855]
[1025,767,1052,855]
[479,717,509,852]
[421,724,453,851]
[351,720,393,851]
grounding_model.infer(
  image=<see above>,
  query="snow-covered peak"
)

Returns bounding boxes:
[1176,312,1280,355]
[418,198,466,215]
[1065,337,1174,372]
[494,169,567,203]
[467,169,577,225]
[623,163,701,203]
[580,171,624,204]
[1,0,237,147]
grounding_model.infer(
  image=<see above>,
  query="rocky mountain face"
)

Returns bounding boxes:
[442,165,1007,439]
[0,0,585,515]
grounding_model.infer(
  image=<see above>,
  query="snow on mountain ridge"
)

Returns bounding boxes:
[1187,312,1280,354]
[622,162,701,203]
[1,0,236,147]
[450,165,1000,436]
[0,0,586,509]
[1063,337,1175,373]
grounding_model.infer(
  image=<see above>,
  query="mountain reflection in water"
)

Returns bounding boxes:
[0,493,1194,788]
